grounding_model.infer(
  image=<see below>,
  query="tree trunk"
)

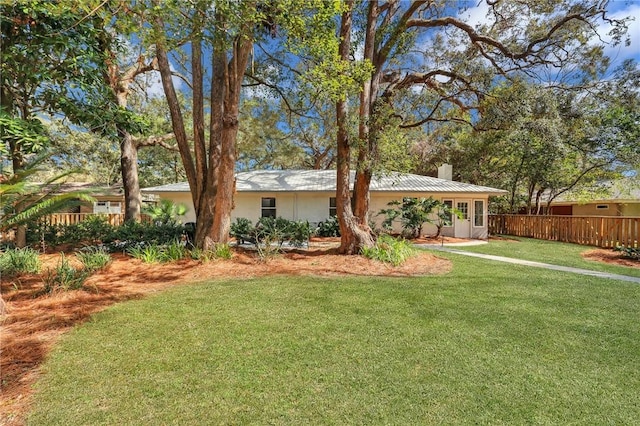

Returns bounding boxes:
[352,1,379,230]
[336,0,374,255]
[119,130,141,221]
[11,147,27,248]
[211,34,253,244]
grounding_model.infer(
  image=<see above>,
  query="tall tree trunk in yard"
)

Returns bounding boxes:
[336,0,374,255]
[212,37,253,242]
[352,1,379,229]
[154,9,253,249]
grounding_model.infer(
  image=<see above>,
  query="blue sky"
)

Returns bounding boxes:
[142,2,640,97]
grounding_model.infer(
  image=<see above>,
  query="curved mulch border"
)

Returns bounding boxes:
[1,248,450,426]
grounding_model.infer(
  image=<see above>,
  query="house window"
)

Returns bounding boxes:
[474,200,484,227]
[261,197,276,218]
[596,204,609,210]
[442,199,453,227]
[94,201,122,214]
[329,197,337,217]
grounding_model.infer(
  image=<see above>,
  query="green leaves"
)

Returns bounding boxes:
[0,112,49,157]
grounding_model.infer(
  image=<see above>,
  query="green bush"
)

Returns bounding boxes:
[127,241,190,263]
[230,217,255,244]
[76,246,112,272]
[0,247,41,276]
[163,241,188,262]
[316,216,340,237]
[191,244,233,261]
[143,199,188,225]
[290,220,311,247]
[127,245,165,263]
[43,253,89,293]
[361,234,417,266]
[105,221,186,252]
[614,245,640,260]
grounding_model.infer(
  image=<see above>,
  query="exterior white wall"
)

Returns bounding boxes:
[154,192,197,223]
[371,193,490,239]
[150,190,492,239]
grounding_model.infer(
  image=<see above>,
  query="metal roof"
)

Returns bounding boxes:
[142,170,507,195]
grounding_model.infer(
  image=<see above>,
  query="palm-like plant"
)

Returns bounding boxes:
[1,155,94,246]
[142,199,188,225]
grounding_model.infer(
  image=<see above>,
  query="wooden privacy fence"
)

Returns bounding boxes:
[489,214,640,248]
[40,213,128,227]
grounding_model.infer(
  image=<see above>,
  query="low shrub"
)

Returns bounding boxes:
[0,247,41,276]
[127,245,165,263]
[230,217,255,244]
[230,217,314,260]
[190,243,233,262]
[43,253,89,293]
[361,234,417,266]
[76,246,112,272]
[316,216,340,237]
[127,241,191,263]
[163,241,188,262]
[614,245,640,260]
[104,222,186,252]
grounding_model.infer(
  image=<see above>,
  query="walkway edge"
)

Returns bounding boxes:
[420,246,640,284]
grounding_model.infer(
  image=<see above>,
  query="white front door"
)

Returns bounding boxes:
[454,200,471,238]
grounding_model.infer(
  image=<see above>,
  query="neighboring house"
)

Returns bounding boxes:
[142,168,506,239]
[41,182,126,214]
[539,182,640,217]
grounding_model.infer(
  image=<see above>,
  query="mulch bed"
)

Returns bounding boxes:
[0,243,450,426]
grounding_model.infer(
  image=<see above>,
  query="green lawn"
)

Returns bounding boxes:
[453,235,640,278]
[30,255,640,425]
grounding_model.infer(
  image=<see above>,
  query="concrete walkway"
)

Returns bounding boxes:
[418,245,640,284]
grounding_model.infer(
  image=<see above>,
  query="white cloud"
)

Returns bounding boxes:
[597,3,640,63]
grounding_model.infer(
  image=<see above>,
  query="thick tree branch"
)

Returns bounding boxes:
[133,133,178,150]
[406,10,603,62]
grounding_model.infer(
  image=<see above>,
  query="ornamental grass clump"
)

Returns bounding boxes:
[43,253,89,293]
[0,247,41,276]
[190,243,233,262]
[361,234,417,266]
[76,246,112,272]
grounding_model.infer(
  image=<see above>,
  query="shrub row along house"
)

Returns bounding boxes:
[142,168,506,239]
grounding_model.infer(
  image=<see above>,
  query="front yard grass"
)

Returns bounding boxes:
[30,255,640,425]
[456,235,640,277]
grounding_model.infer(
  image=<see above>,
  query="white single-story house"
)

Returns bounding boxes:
[142,168,506,239]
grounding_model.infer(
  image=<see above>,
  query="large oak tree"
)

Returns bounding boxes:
[333,0,628,253]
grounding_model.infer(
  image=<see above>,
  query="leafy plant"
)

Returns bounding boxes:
[316,216,340,237]
[287,221,311,248]
[195,244,233,261]
[614,245,640,260]
[0,247,41,276]
[212,243,233,260]
[76,246,112,272]
[143,199,188,225]
[230,217,255,244]
[127,241,190,263]
[0,154,94,239]
[43,253,88,293]
[379,197,462,239]
[163,241,188,262]
[127,245,164,263]
[361,234,417,266]
[104,221,186,252]
[190,243,232,262]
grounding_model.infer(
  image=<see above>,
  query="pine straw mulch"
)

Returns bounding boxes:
[581,248,640,268]
[1,240,450,426]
